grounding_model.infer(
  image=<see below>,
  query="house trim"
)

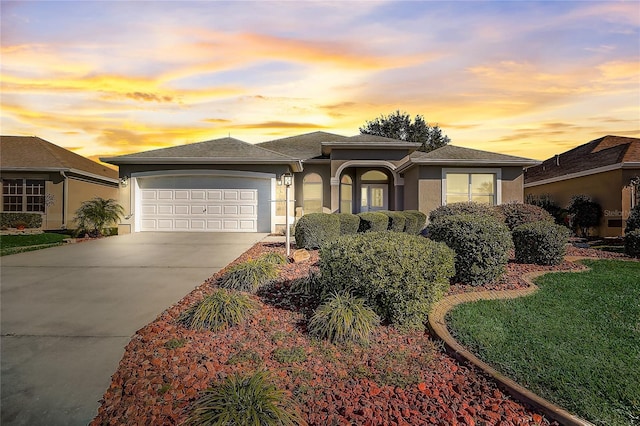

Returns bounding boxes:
[524,162,640,188]
[1,167,119,185]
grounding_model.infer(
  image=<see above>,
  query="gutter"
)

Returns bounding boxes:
[60,171,68,228]
[396,159,541,174]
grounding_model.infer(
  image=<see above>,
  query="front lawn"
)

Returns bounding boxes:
[0,233,67,256]
[447,259,640,426]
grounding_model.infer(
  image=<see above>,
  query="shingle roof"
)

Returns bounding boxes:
[525,135,640,184]
[0,135,118,180]
[103,137,299,164]
[408,145,539,165]
[257,131,348,160]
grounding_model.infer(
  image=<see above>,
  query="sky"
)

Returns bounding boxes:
[1,0,639,165]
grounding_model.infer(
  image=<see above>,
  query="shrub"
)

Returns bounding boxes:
[219,259,278,293]
[0,212,43,229]
[428,202,504,224]
[184,370,306,426]
[497,202,554,231]
[379,211,406,232]
[625,230,640,258]
[260,252,288,265]
[334,213,360,235]
[178,289,255,331]
[400,212,418,234]
[568,195,602,237]
[308,293,379,344]
[357,212,389,232]
[512,222,570,265]
[73,197,124,237]
[625,204,640,234]
[319,232,455,329]
[428,214,512,286]
[526,193,566,225]
[402,210,427,234]
[294,213,340,249]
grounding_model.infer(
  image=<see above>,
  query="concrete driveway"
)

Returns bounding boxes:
[1,232,267,426]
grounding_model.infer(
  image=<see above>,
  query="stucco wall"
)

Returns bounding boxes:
[402,168,419,210]
[67,178,119,229]
[525,169,625,237]
[417,166,442,216]
[293,164,332,214]
[501,167,525,204]
[330,148,412,161]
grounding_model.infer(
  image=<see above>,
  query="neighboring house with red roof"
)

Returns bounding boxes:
[102,131,539,234]
[0,136,119,230]
[524,135,640,237]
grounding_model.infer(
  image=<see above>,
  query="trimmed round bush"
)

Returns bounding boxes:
[308,292,379,344]
[294,213,340,249]
[380,211,406,232]
[497,202,555,231]
[428,202,504,224]
[402,210,427,234]
[428,214,512,286]
[334,213,360,235]
[319,232,455,329]
[219,259,279,293]
[400,212,417,234]
[357,212,389,232]
[625,204,640,234]
[512,222,570,265]
[625,229,640,258]
[179,289,255,331]
[184,370,306,426]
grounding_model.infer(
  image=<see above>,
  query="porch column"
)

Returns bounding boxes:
[330,177,339,213]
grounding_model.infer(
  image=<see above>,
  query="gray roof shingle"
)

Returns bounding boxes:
[410,145,539,164]
[257,131,348,160]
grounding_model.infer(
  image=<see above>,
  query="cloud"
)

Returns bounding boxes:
[125,92,174,103]
[230,121,328,130]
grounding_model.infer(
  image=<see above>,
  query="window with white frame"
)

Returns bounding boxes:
[303,173,323,213]
[340,175,353,213]
[443,170,498,205]
[2,179,46,212]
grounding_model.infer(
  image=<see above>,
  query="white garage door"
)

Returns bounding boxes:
[140,188,258,232]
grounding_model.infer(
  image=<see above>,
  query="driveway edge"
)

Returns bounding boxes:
[427,258,597,426]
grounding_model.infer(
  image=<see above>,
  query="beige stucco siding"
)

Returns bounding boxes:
[417,166,442,215]
[501,167,525,203]
[66,178,119,228]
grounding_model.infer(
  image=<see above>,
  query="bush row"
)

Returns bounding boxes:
[294,210,426,249]
[428,201,553,231]
[0,212,43,229]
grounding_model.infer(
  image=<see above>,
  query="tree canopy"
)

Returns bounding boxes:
[359,110,450,152]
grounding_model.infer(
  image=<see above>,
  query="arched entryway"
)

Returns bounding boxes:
[331,161,403,213]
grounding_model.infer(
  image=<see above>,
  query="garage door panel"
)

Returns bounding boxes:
[191,190,206,200]
[207,220,223,230]
[142,190,157,200]
[224,191,239,200]
[142,205,157,214]
[191,205,206,215]
[240,191,256,201]
[207,190,222,200]
[158,205,172,215]
[158,190,174,200]
[174,205,190,215]
[207,205,223,215]
[240,205,255,215]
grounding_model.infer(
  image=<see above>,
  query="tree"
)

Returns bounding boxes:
[74,197,124,237]
[567,195,602,237]
[359,110,450,152]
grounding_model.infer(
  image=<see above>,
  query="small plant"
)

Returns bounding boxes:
[334,213,360,235]
[308,293,379,345]
[179,289,255,331]
[13,220,28,230]
[357,212,389,232]
[272,346,307,364]
[512,221,571,265]
[294,213,340,249]
[219,258,278,293]
[164,338,187,349]
[184,370,307,426]
[227,349,263,365]
[428,202,504,224]
[260,252,288,266]
[289,270,322,298]
[625,229,640,258]
[497,202,554,231]
[568,194,602,237]
[428,213,512,286]
[73,197,124,237]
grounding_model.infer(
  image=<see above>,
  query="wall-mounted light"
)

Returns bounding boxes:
[120,176,129,187]
[282,173,293,187]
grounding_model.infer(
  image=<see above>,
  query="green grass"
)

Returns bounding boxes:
[0,233,67,256]
[447,260,640,426]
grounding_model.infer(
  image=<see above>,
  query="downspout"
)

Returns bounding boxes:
[60,171,68,228]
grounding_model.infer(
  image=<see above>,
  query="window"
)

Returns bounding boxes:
[303,173,323,213]
[2,179,45,212]
[361,170,388,182]
[444,171,497,205]
[340,175,353,213]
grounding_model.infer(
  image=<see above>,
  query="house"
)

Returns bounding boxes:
[102,131,539,234]
[0,136,119,230]
[524,135,640,237]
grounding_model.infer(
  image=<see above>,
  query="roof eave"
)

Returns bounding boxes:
[1,166,119,184]
[100,157,303,172]
[321,141,421,156]
[397,158,540,173]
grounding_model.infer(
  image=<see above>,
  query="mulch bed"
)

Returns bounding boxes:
[92,242,631,426]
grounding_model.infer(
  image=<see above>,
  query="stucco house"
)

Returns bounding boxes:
[0,136,119,230]
[102,131,539,234]
[524,135,640,237]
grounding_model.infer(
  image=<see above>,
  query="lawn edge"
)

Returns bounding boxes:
[427,256,600,426]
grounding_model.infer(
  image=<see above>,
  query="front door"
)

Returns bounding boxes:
[360,184,388,212]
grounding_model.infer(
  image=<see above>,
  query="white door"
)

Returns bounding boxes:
[140,188,258,232]
[360,184,388,212]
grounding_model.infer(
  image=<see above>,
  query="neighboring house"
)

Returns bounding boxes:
[524,135,640,237]
[0,136,119,230]
[102,131,539,234]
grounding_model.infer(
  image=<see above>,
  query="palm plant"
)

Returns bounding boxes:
[74,197,124,237]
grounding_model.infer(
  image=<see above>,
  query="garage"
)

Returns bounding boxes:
[134,172,273,233]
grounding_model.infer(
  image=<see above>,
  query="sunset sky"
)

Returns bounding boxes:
[1,0,638,164]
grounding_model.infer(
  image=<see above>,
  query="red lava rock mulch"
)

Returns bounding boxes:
[92,243,630,426]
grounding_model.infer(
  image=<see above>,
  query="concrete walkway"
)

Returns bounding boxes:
[1,232,266,426]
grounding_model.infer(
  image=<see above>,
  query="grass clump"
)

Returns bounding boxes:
[179,289,255,332]
[272,346,307,364]
[219,258,279,293]
[289,270,322,298]
[164,338,187,349]
[447,260,640,426]
[308,293,379,345]
[184,370,307,426]
[260,252,288,266]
